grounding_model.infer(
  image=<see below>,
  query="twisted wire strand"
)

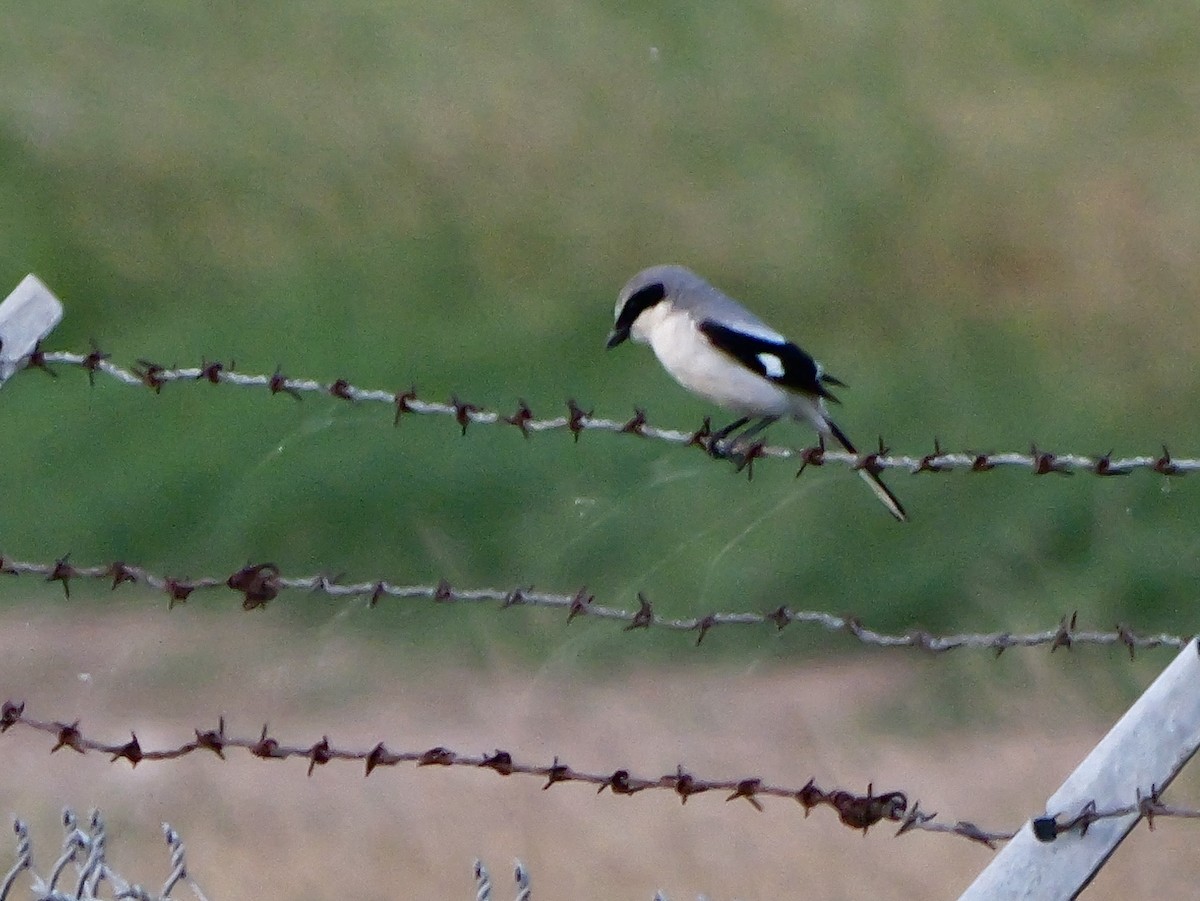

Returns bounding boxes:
[0,809,205,901]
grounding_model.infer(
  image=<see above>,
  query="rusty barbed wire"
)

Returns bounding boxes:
[0,808,207,901]
[0,701,1005,847]
[5,703,1199,850]
[0,554,1190,656]
[16,346,1200,477]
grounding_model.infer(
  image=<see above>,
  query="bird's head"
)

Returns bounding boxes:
[606,265,697,349]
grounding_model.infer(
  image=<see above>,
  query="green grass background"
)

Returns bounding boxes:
[2,2,1199,658]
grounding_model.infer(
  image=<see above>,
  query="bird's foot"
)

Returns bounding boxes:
[727,439,768,480]
[705,416,752,459]
[707,436,738,460]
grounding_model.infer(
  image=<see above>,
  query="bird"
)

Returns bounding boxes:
[605,264,907,522]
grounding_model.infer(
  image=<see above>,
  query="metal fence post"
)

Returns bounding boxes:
[0,274,63,386]
[961,639,1200,899]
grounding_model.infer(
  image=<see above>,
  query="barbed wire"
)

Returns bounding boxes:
[4,702,1198,850]
[17,346,1200,477]
[0,700,987,846]
[0,808,207,901]
[0,554,1189,656]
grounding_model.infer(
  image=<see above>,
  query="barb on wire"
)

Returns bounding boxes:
[1,807,207,901]
[0,554,1190,657]
[17,347,1200,477]
[0,701,1010,847]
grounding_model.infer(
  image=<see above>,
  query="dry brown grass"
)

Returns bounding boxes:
[1,606,1197,900]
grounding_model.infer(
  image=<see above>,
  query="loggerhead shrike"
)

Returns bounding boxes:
[605,264,907,522]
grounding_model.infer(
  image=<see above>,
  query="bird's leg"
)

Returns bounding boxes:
[727,416,780,470]
[707,416,751,458]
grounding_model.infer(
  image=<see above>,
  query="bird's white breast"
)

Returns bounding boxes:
[633,302,795,417]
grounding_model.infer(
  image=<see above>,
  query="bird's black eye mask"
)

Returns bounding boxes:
[614,282,667,333]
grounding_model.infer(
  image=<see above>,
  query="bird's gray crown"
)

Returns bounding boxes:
[615,264,703,321]
[615,265,782,342]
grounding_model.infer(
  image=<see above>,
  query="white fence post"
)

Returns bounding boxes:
[961,638,1200,899]
[0,274,63,386]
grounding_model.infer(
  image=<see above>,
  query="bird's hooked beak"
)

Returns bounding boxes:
[605,326,630,349]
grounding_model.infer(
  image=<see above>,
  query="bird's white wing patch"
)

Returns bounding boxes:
[756,352,785,379]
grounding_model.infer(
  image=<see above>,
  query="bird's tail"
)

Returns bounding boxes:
[825,419,908,523]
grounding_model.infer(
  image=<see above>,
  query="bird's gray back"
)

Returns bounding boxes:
[624,265,786,342]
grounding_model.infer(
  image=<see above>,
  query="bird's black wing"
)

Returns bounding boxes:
[698,320,840,402]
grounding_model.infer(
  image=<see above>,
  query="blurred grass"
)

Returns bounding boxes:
[1,1,1200,655]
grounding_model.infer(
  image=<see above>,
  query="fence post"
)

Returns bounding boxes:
[960,638,1200,899]
[0,274,63,386]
